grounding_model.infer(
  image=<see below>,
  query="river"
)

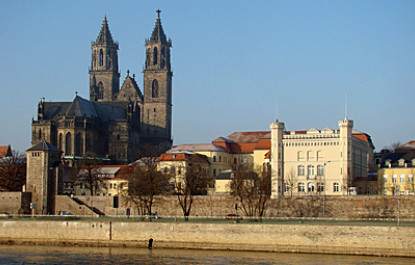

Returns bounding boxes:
[0,245,413,264]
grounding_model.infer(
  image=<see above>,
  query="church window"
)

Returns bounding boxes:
[99,49,104,66]
[65,132,72,155]
[152,79,159,98]
[75,133,83,156]
[98,82,104,99]
[58,133,63,150]
[153,47,158,65]
[38,129,42,140]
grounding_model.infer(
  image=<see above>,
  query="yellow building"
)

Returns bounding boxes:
[270,118,374,198]
[158,152,211,193]
[377,153,415,195]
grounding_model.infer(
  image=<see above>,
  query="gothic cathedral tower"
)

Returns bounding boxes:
[89,15,120,102]
[142,10,173,149]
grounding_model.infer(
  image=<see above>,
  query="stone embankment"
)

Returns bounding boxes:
[0,220,414,257]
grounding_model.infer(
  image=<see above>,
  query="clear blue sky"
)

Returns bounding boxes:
[1,1,414,152]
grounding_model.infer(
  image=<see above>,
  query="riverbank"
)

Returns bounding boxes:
[0,220,414,257]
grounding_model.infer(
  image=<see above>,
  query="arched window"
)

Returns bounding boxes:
[153,47,158,65]
[98,82,104,99]
[307,182,315,192]
[307,165,315,179]
[58,133,63,150]
[75,133,83,156]
[38,129,42,140]
[65,132,72,155]
[152,79,159,98]
[99,49,104,66]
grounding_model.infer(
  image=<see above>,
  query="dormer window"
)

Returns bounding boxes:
[385,159,392,167]
[398,159,405,167]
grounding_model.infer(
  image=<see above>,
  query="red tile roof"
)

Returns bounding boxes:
[0,145,12,157]
[159,153,210,164]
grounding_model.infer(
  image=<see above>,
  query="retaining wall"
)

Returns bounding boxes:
[0,220,414,257]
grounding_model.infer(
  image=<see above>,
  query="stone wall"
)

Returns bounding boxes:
[0,192,31,214]
[0,220,415,257]
[54,195,415,219]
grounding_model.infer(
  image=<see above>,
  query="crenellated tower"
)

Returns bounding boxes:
[142,10,173,149]
[89,15,120,102]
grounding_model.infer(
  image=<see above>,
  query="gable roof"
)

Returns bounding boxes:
[0,145,12,157]
[118,74,143,101]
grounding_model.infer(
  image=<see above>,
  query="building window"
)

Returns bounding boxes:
[307,151,315,161]
[297,151,305,161]
[170,166,176,174]
[219,156,222,162]
[99,49,103,66]
[298,165,305,176]
[153,47,158,65]
[408,174,413,183]
[399,174,405,183]
[307,165,315,179]
[317,182,324,192]
[392,174,397,183]
[213,169,217,176]
[152,79,159,98]
[317,165,324,176]
[213,156,216,162]
[98,82,104,99]
[307,182,315,192]
[382,174,388,183]
[333,182,339,192]
[284,182,289,192]
[298,182,305,192]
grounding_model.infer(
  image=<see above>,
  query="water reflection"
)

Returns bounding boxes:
[0,245,413,264]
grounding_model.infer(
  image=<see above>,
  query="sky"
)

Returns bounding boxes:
[0,0,414,152]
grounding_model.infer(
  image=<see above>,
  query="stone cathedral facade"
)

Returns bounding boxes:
[31,11,173,163]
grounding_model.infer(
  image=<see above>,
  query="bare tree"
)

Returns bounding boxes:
[0,150,26,191]
[176,160,210,220]
[285,167,297,199]
[72,153,104,195]
[382,142,402,153]
[127,156,172,216]
[230,164,271,219]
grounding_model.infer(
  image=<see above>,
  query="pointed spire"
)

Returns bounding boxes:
[149,10,168,44]
[96,15,115,46]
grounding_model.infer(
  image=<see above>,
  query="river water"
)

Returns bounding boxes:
[0,245,413,264]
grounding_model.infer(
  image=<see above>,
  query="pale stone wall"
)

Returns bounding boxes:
[54,195,415,219]
[0,192,31,214]
[0,220,414,257]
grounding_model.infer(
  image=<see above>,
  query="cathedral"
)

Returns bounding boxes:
[31,11,173,163]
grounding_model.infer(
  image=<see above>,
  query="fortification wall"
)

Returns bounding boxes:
[0,192,31,214]
[0,220,414,257]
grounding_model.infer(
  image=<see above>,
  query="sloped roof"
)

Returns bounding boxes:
[95,15,116,46]
[396,141,415,153]
[42,96,127,123]
[26,140,62,153]
[118,73,143,101]
[159,153,210,164]
[0,145,12,157]
[148,11,169,44]
[80,165,134,180]
[167,144,228,153]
